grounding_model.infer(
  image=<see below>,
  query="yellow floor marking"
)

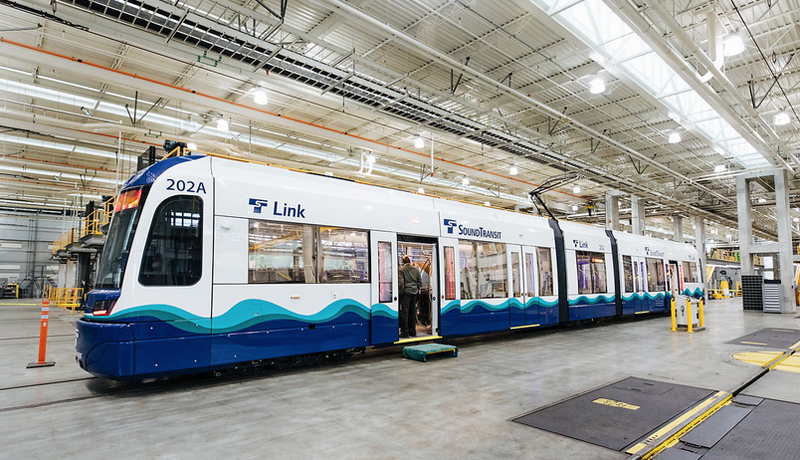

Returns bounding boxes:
[740,341,768,346]
[394,335,442,345]
[510,324,541,330]
[775,355,800,374]
[626,391,730,455]
[733,351,782,367]
[593,398,640,410]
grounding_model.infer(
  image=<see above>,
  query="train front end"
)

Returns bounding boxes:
[76,155,212,380]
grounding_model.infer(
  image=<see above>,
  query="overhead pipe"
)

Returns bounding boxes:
[0,38,760,233]
[0,37,589,202]
[321,0,733,206]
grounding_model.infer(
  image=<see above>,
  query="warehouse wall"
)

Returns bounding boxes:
[0,212,71,298]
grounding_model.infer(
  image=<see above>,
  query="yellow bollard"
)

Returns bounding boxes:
[698,298,704,329]
[686,298,694,333]
[670,297,677,332]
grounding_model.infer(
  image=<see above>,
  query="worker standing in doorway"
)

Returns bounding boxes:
[399,256,421,338]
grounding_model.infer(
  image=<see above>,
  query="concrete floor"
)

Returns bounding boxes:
[1,298,798,460]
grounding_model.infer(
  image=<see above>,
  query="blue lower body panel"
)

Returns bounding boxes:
[569,296,616,321]
[76,319,136,380]
[210,322,369,365]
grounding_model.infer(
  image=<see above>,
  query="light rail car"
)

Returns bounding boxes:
[75,153,703,380]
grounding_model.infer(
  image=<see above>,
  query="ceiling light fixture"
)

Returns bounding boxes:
[571,205,579,212]
[793,217,799,223]
[714,164,727,173]
[722,33,745,57]
[668,132,681,144]
[774,111,790,126]
[462,178,470,186]
[414,136,425,149]
[215,117,229,132]
[366,154,376,164]
[509,166,519,176]
[484,201,491,206]
[589,77,605,94]
[417,187,425,194]
[573,186,581,194]
[253,88,269,105]
[186,142,197,151]
[758,197,767,204]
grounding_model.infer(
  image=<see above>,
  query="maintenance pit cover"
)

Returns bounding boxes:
[512,377,715,451]
[726,327,800,349]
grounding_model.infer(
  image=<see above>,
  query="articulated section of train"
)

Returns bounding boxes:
[75,154,703,380]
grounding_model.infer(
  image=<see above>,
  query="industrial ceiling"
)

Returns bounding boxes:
[0,0,798,244]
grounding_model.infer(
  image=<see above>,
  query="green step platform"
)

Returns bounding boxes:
[402,343,458,362]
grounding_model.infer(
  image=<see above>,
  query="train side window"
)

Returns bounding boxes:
[682,261,698,283]
[459,241,508,299]
[576,251,608,294]
[248,221,308,283]
[319,227,369,283]
[378,242,393,303]
[511,252,521,297]
[524,253,536,297]
[646,257,666,291]
[536,247,553,296]
[622,256,634,292]
[477,242,507,298]
[139,196,203,286]
[443,246,456,300]
[459,241,477,299]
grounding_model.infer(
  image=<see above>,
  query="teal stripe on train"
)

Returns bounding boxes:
[86,298,371,334]
[568,294,616,306]
[621,292,667,301]
[681,288,704,297]
[371,303,398,319]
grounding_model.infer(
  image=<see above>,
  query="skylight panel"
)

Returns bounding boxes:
[527,0,772,169]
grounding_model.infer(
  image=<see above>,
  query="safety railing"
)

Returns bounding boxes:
[52,197,114,254]
[47,287,84,315]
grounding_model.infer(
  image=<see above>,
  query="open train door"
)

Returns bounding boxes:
[370,231,399,344]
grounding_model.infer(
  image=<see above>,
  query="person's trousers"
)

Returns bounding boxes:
[399,293,418,336]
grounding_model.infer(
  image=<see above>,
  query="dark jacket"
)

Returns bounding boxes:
[399,263,422,295]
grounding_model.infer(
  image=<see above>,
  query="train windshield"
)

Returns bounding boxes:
[95,188,147,290]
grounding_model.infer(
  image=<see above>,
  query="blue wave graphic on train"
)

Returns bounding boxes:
[89,299,371,334]
[621,292,667,301]
[681,287,705,298]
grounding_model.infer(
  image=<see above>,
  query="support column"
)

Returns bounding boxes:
[673,216,684,243]
[695,217,707,300]
[775,170,795,313]
[736,175,754,274]
[736,170,795,313]
[631,195,646,236]
[605,191,620,231]
[65,258,78,288]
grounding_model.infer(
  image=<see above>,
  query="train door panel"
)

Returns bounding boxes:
[522,246,540,326]
[132,193,213,376]
[509,246,524,327]
[620,255,635,315]
[370,232,398,344]
[667,261,681,304]
[398,238,439,340]
[633,256,646,313]
[536,246,558,325]
[439,238,459,335]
